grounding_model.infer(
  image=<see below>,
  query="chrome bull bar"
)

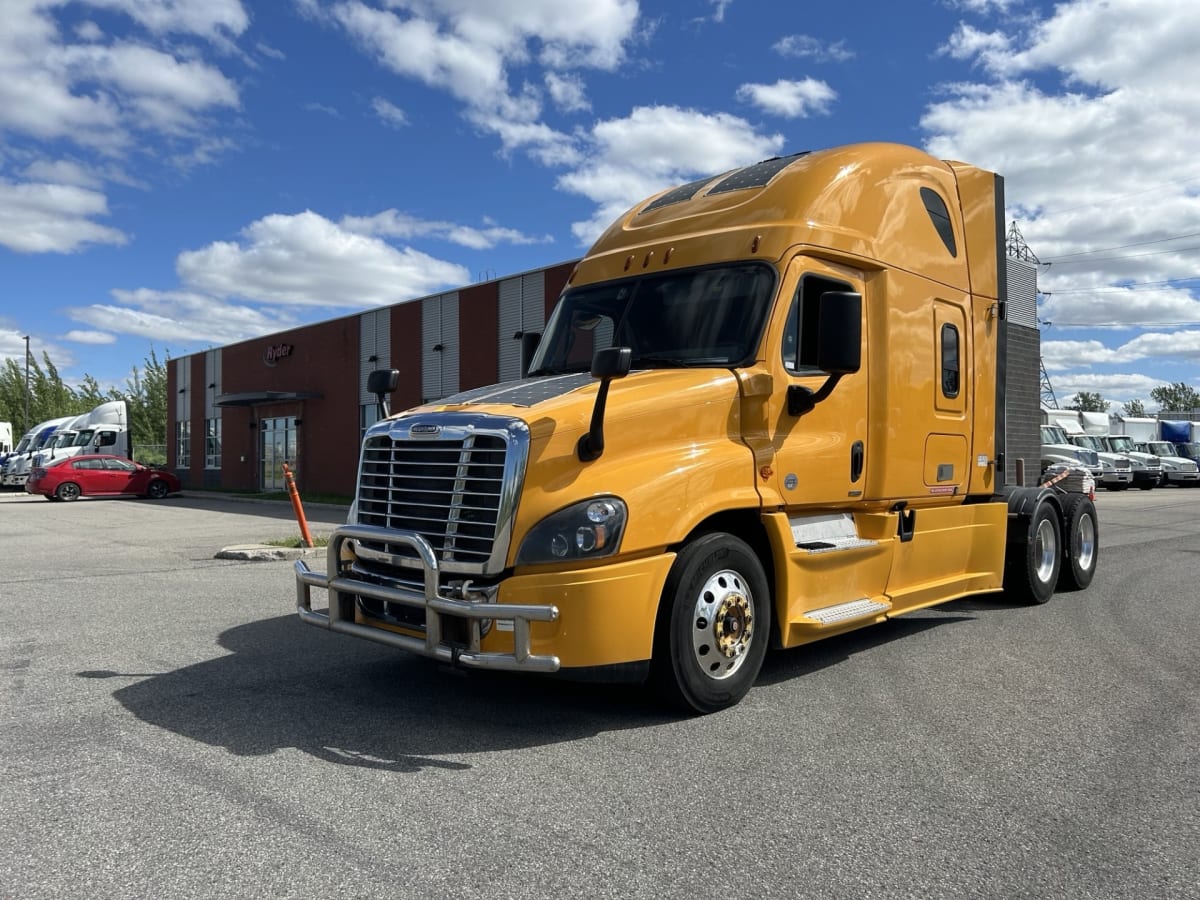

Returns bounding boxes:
[295,524,560,673]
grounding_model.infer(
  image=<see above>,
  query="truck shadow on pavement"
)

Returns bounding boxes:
[88,614,669,772]
[86,608,975,772]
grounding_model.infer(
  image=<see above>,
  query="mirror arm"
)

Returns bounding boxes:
[787,373,844,417]
[577,378,613,462]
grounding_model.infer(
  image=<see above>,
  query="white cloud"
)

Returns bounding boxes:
[325,0,638,158]
[938,24,1012,71]
[340,210,552,250]
[63,330,117,344]
[0,1,248,254]
[71,290,299,346]
[557,105,783,245]
[736,78,836,118]
[545,72,589,113]
[0,179,127,253]
[922,0,1200,408]
[1047,372,1171,407]
[772,34,854,63]
[77,0,250,43]
[371,97,408,127]
[175,210,472,307]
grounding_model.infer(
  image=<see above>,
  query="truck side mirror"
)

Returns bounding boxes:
[367,368,400,419]
[577,347,632,462]
[788,291,862,417]
[816,291,862,374]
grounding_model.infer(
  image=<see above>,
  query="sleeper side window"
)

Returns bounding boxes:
[941,323,960,398]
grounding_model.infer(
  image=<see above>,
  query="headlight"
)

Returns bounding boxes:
[516,497,627,565]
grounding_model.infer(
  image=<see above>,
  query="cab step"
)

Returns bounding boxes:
[790,512,878,553]
[801,598,891,627]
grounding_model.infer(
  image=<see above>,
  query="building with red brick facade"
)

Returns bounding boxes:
[167,260,577,497]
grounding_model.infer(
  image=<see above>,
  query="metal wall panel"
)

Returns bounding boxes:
[360,308,391,405]
[175,357,189,420]
[1007,257,1038,327]
[498,277,523,382]
[422,293,459,401]
[204,349,221,418]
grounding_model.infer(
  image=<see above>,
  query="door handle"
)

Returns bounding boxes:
[850,440,864,482]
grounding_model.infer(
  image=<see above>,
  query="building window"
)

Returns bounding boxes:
[205,418,222,469]
[361,403,380,442]
[176,420,191,468]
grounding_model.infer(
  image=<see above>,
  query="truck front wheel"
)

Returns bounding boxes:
[652,533,770,714]
[1004,501,1061,605]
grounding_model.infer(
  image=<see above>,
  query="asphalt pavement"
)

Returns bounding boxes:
[1,487,1197,899]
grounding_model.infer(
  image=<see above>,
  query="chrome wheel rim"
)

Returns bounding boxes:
[690,569,755,681]
[1075,512,1096,571]
[1034,516,1058,584]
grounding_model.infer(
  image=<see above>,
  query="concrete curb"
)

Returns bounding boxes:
[215,544,326,561]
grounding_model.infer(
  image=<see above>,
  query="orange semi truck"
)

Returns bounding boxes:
[296,142,1098,713]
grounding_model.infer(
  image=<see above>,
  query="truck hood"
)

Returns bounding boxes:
[399,368,741,443]
[383,368,755,556]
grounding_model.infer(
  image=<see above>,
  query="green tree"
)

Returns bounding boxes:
[1121,399,1146,417]
[0,352,90,431]
[1067,391,1109,413]
[122,346,169,449]
[1150,382,1200,414]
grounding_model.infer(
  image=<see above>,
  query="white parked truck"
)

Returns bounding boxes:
[1043,409,1133,490]
[2,417,74,488]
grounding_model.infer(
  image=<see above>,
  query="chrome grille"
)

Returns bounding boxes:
[354,415,528,575]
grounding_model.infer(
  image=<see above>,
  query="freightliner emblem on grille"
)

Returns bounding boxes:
[409,423,441,437]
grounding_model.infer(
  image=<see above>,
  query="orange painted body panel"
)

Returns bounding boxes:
[333,142,1013,672]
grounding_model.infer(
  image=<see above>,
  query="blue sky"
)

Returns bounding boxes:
[2,0,1198,411]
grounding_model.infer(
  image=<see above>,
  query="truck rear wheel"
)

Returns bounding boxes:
[1004,501,1061,605]
[651,533,770,714]
[1059,494,1098,590]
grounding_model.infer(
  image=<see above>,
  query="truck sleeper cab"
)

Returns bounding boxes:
[296,143,1099,713]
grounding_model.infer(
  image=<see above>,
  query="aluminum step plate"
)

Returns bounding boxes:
[803,598,890,626]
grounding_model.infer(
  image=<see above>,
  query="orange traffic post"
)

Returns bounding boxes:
[281,461,314,548]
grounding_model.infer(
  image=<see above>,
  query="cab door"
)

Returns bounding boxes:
[765,259,869,510]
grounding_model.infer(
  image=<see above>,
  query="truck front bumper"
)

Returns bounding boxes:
[295,524,674,674]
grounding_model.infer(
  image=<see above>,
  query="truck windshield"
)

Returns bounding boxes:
[530,263,777,374]
[1147,441,1178,456]
[1073,436,1105,450]
[1041,425,1069,444]
[1107,436,1134,452]
[1177,443,1200,460]
[73,429,95,447]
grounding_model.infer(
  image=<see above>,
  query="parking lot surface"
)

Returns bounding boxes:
[2,487,1198,899]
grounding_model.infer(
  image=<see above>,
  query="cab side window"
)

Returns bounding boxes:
[783,275,853,373]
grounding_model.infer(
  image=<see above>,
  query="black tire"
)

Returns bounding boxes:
[56,482,81,502]
[651,533,770,714]
[1004,501,1061,605]
[146,479,169,500]
[1138,481,1155,491]
[1058,494,1098,591]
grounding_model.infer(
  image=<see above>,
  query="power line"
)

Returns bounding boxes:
[1046,243,1200,266]
[1042,320,1200,328]
[1044,275,1200,294]
[1043,230,1200,262]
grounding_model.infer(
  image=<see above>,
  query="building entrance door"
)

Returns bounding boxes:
[259,415,297,491]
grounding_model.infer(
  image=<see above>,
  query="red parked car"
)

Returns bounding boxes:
[25,455,181,502]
